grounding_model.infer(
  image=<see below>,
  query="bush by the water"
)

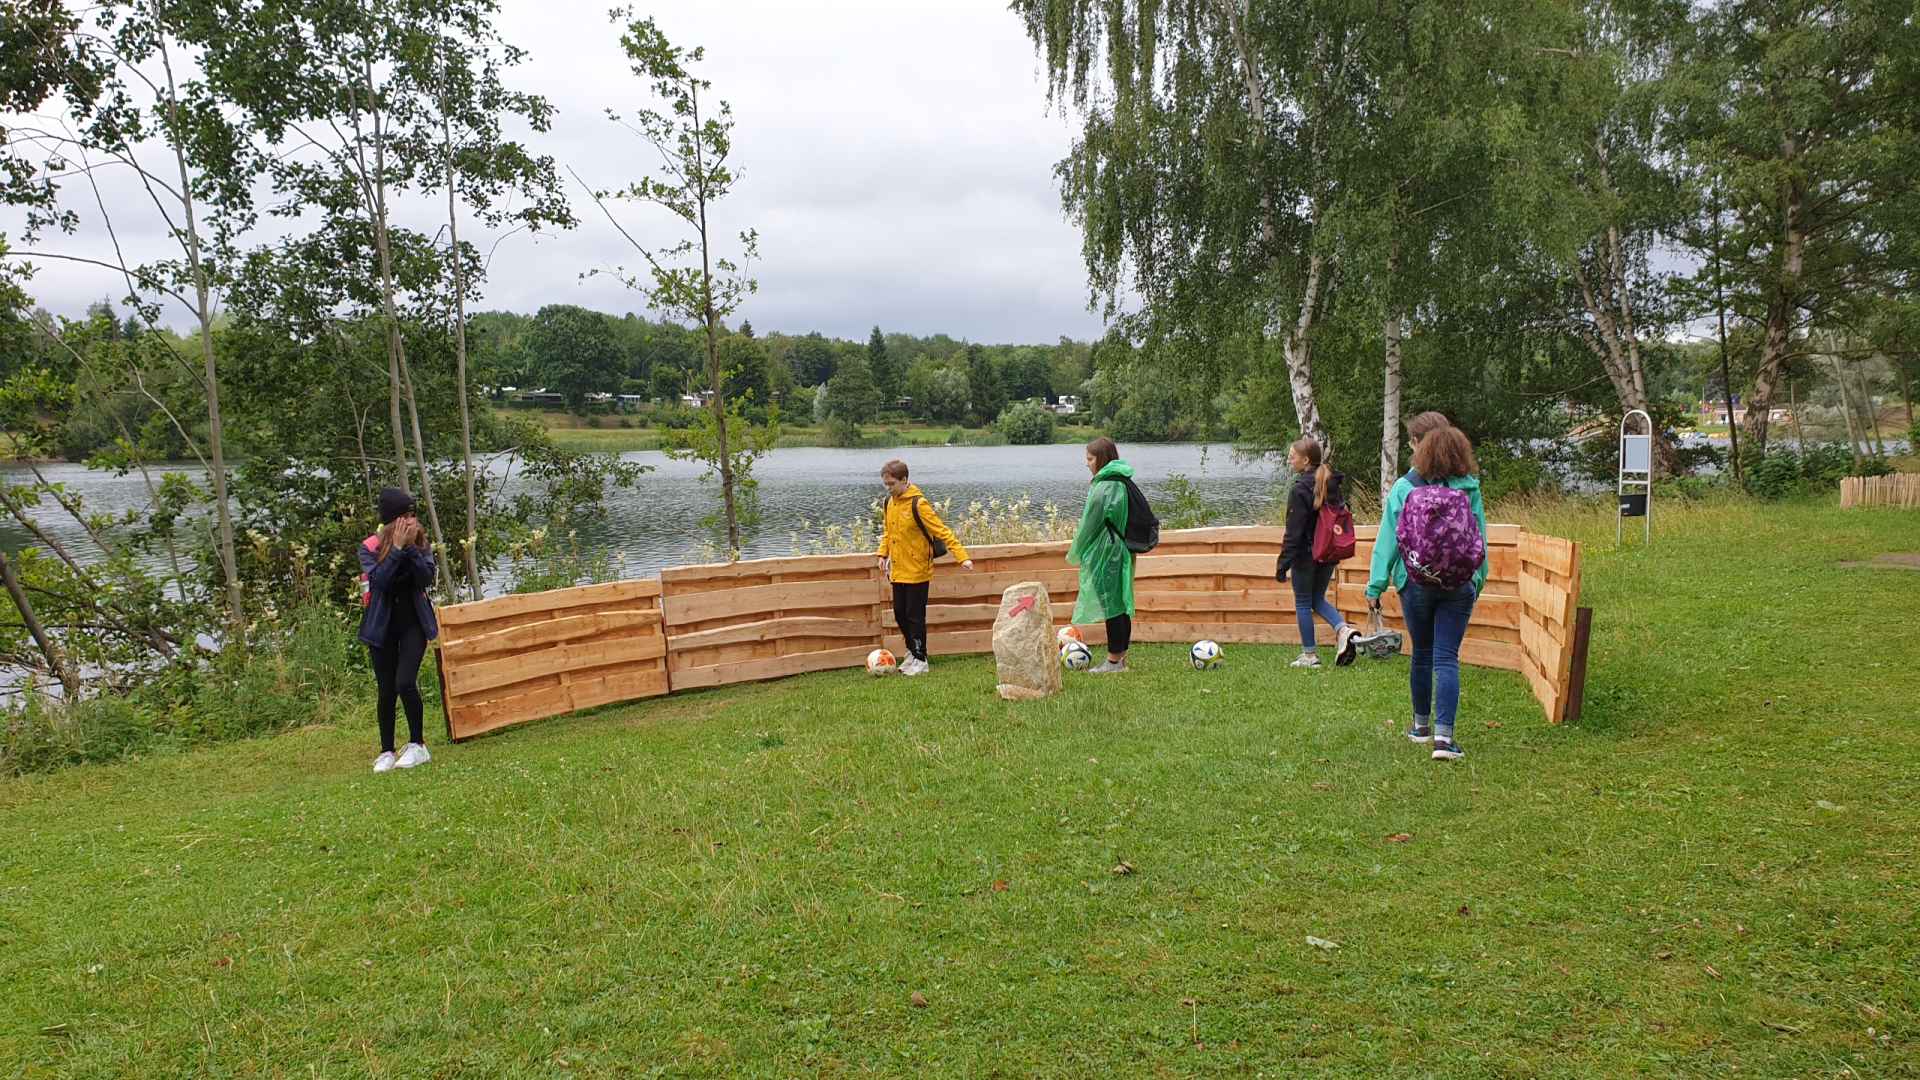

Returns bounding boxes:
[1,605,387,776]
[1743,442,1893,500]
[996,401,1058,445]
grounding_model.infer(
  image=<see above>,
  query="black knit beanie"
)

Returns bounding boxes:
[377,487,414,525]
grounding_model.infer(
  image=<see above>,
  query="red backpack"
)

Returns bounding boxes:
[1311,501,1356,564]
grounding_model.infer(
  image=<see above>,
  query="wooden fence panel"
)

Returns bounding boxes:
[1515,531,1584,723]
[435,579,668,740]
[1840,474,1920,509]
[660,554,884,689]
[436,522,1583,739]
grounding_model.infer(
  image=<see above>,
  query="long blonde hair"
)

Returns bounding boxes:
[374,519,421,564]
[1291,436,1331,509]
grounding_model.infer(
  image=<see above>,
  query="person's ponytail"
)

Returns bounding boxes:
[1314,461,1331,510]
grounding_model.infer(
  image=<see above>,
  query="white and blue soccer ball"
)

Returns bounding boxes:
[1059,639,1094,671]
[1189,639,1223,670]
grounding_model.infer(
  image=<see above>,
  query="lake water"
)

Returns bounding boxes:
[0,443,1284,595]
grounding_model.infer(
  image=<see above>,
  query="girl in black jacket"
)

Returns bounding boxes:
[1276,438,1357,668]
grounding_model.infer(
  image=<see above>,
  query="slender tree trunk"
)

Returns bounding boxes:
[0,550,77,698]
[1220,0,1329,454]
[158,36,245,639]
[1829,356,1864,468]
[442,101,484,602]
[1789,379,1805,446]
[1379,246,1403,504]
[1856,362,1884,455]
[1744,168,1806,454]
[690,85,739,555]
[356,69,412,496]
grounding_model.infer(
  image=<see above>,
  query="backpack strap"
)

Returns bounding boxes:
[910,496,935,548]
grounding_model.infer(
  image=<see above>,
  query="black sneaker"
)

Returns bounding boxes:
[1407,724,1434,744]
[1431,739,1464,761]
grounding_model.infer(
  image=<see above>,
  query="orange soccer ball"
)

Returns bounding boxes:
[866,648,898,675]
[1055,625,1085,647]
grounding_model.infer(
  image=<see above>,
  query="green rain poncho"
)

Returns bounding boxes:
[1068,460,1136,623]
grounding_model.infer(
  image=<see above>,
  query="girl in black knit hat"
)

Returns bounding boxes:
[356,488,440,772]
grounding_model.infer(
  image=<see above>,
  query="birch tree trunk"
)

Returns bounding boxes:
[442,101,483,601]
[1379,245,1404,504]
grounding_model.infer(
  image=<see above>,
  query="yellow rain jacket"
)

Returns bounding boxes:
[876,484,969,584]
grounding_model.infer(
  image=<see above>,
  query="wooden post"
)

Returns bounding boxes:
[1564,607,1594,725]
[436,643,456,742]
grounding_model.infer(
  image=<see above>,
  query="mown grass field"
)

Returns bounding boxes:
[3,499,1916,1077]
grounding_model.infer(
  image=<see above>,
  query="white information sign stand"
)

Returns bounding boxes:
[1617,410,1652,546]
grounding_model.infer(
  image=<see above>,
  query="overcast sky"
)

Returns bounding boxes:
[2,0,1111,344]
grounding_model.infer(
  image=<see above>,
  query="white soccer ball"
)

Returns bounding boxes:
[1189,639,1222,670]
[866,648,898,676]
[1059,639,1094,671]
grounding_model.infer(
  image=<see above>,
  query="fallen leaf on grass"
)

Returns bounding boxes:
[1704,964,1722,979]
[1384,833,1413,843]
[1554,964,1572,976]
[910,991,928,1008]
[39,1024,70,1038]
[1736,924,1750,936]
[1305,936,1340,951]
[1815,800,1845,812]
[1485,721,1502,729]
[1457,905,1471,917]
[1110,861,1135,876]
[1656,950,1673,960]
[1761,1020,1801,1034]
[991,879,1008,893]
[1311,782,1333,792]
[1181,997,1197,1007]
[1860,1004,1885,1020]
[213,957,231,968]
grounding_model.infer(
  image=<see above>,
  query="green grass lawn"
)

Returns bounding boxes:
[4,500,1917,1076]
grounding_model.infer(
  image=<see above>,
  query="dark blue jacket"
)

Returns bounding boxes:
[357,542,440,647]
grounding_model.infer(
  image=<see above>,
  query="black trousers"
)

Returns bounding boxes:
[1106,613,1132,655]
[371,621,427,752]
[892,581,930,661]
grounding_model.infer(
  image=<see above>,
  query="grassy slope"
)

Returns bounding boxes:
[3,501,1916,1077]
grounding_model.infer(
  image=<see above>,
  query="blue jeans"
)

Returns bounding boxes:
[1289,560,1344,649]
[1401,581,1477,729]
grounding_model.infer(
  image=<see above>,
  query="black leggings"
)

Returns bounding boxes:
[892,581,930,661]
[1106,613,1132,656]
[371,622,427,753]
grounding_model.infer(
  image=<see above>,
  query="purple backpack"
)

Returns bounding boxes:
[1395,475,1484,591]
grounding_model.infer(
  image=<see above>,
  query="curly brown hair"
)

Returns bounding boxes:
[1406,411,1451,443]
[1411,425,1478,481]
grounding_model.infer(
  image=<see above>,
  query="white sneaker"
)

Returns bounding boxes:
[372,751,397,773]
[900,657,928,676]
[395,743,431,769]
[1290,652,1322,668]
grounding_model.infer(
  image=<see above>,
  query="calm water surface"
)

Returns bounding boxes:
[1,443,1283,596]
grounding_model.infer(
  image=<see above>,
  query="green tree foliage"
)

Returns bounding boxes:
[526,304,623,407]
[866,326,894,399]
[996,400,1058,445]
[823,352,881,423]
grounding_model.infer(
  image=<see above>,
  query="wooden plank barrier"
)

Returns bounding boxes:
[659,553,885,691]
[435,523,1585,739]
[1840,473,1920,509]
[435,579,669,740]
[1515,532,1584,724]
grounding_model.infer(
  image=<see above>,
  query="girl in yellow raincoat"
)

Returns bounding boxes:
[1067,437,1137,672]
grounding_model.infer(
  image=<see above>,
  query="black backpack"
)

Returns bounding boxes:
[1101,476,1160,554]
[910,496,948,558]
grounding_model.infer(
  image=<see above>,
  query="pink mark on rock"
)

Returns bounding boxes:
[1007,595,1037,619]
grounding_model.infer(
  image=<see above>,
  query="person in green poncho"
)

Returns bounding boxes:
[1067,437,1137,673]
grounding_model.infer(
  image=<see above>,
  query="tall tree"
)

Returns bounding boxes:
[867,325,894,400]
[1681,0,1920,452]
[1016,0,1374,454]
[586,11,766,553]
[3,0,265,638]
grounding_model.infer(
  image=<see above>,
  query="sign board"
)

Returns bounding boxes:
[1617,410,1652,546]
